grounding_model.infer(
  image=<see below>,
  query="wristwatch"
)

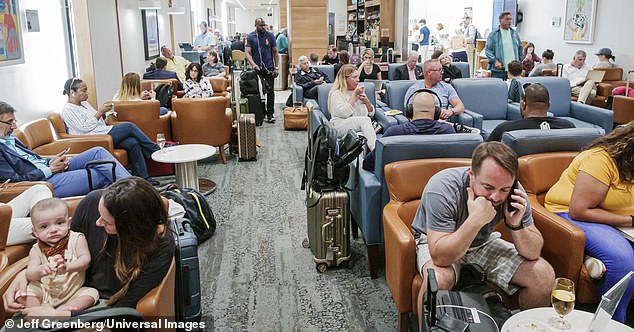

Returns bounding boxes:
[505,219,524,231]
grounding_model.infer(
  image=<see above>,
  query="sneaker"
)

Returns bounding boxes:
[584,254,606,279]
[266,114,276,123]
[454,123,481,135]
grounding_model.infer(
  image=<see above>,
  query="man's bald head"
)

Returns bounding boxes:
[520,83,550,117]
[411,91,437,120]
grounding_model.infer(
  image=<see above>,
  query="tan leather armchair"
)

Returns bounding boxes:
[109,100,172,141]
[593,67,625,108]
[383,158,472,332]
[16,119,118,159]
[47,113,128,167]
[171,97,232,163]
[612,95,634,125]
[517,152,597,303]
[0,206,12,272]
[209,77,231,108]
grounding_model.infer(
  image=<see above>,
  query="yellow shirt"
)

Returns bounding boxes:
[545,148,634,216]
[165,56,190,82]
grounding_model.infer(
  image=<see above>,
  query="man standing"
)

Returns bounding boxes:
[295,55,331,100]
[276,28,288,54]
[485,11,522,73]
[0,102,131,198]
[404,59,465,120]
[488,83,575,141]
[362,91,455,171]
[394,51,423,81]
[562,50,597,104]
[246,18,279,123]
[418,19,431,62]
[462,16,477,76]
[161,45,190,82]
[193,21,213,51]
[413,141,555,317]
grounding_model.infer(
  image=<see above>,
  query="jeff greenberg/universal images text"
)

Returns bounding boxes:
[5,317,206,331]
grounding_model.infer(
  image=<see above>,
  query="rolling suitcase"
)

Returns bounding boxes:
[304,189,350,272]
[245,94,265,126]
[230,97,248,121]
[85,160,117,191]
[171,217,202,323]
[237,113,257,161]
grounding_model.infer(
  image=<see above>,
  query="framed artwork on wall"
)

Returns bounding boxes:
[142,9,160,60]
[563,0,597,44]
[0,0,25,67]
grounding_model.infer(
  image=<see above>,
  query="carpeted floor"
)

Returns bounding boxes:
[189,90,398,331]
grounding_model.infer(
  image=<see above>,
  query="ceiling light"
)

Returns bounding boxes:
[138,0,161,10]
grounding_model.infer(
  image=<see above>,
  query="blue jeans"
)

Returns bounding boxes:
[108,123,159,178]
[160,107,168,115]
[47,147,131,197]
[557,212,634,323]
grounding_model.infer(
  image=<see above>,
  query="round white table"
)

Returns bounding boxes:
[502,307,633,332]
[151,144,217,194]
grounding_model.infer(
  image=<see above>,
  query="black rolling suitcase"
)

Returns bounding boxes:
[245,94,265,126]
[304,189,351,273]
[85,160,117,191]
[171,217,202,323]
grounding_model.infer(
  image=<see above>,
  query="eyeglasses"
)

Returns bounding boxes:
[428,68,443,72]
[0,119,17,126]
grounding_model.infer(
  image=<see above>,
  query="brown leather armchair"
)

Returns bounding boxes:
[209,77,231,108]
[383,158,471,332]
[0,206,11,272]
[109,100,172,141]
[612,95,634,125]
[47,113,129,166]
[171,97,232,163]
[593,67,625,108]
[517,152,597,303]
[140,79,179,96]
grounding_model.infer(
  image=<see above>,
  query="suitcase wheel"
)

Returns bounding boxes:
[316,263,328,273]
[301,237,310,248]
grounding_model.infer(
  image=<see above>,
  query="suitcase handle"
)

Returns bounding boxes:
[85,160,117,191]
[322,216,335,246]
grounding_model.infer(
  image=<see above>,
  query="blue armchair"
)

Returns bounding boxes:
[349,133,483,278]
[453,62,471,79]
[510,77,613,133]
[500,128,604,156]
[293,65,336,106]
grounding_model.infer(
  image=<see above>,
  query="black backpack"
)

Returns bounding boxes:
[303,124,366,192]
[240,70,261,96]
[154,83,173,109]
[161,188,216,243]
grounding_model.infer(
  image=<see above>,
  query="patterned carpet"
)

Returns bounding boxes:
[188,91,398,331]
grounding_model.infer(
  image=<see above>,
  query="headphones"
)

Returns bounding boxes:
[404,88,442,120]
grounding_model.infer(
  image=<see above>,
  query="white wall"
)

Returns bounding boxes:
[235,8,268,35]
[518,0,634,75]
[0,0,72,123]
[88,0,121,105]
[328,0,346,37]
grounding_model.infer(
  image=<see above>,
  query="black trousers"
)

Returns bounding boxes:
[304,86,319,100]
[257,70,275,117]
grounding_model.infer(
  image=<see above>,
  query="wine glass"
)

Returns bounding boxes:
[549,277,575,330]
[157,133,166,152]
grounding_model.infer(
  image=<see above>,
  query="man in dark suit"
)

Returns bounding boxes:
[142,57,183,90]
[394,51,423,81]
[0,102,131,198]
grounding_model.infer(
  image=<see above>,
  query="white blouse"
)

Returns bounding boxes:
[328,89,374,124]
[184,77,214,98]
[61,101,112,135]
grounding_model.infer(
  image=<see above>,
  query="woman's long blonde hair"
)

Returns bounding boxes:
[118,73,142,101]
[330,64,357,95]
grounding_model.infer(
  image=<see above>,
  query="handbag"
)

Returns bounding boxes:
[283,102,308,130]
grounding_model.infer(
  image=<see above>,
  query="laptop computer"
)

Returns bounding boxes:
[178,43,193,51]
[617,227,634,242]
[365,79,385,92]
[586,70,606,83]
[587,271,633,332]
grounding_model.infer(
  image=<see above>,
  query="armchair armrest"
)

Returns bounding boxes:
[506,103,522,120]
[137,258,175,318]
[0,182,53,203]
[32,137,115,156]
[570,102,613,132]
[293,83,304,104]
[374,108,397,132]
[612,95,634,125]
[596,82,617,97]
[383,203,417,314]
[528,196,586,286]
[0,257,29,324]
[462,109,483,129]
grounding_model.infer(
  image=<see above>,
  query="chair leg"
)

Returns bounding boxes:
[218,145,227,164]
[367,244,380,279]
[398,312,409,332]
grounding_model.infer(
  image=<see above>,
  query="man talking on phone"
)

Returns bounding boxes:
[0,102,131,198]
[245,17,279,123]
[412,142,554,323]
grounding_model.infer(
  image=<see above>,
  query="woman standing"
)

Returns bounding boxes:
[328,64,376,151]
[60,78,160,185]
[113,72,168,115]
[545,123,634,323]
[183,62,213,98]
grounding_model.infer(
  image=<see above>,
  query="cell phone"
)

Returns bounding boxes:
[0,179,10,188]
[60,147,71,156]
[507,180,518,213]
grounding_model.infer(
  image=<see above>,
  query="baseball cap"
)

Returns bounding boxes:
[214,29,220,33]
[595,48,612,57]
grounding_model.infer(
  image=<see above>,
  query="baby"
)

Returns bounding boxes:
[19,198,98,311]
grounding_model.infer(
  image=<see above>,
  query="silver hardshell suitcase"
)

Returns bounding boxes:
[304,188,351,272]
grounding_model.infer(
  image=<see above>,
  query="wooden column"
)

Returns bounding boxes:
[289,0,327,66]
[280,0,287,29]
[70,0,97,108]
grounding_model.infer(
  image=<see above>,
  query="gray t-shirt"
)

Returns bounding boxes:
[411,167,533,248]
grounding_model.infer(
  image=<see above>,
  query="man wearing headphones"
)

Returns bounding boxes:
[404,59,465,121]
[487,83,575,141]
[245,17,279,123]
[362,90,455,171]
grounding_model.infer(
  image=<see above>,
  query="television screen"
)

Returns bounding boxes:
[492,0,518,30]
